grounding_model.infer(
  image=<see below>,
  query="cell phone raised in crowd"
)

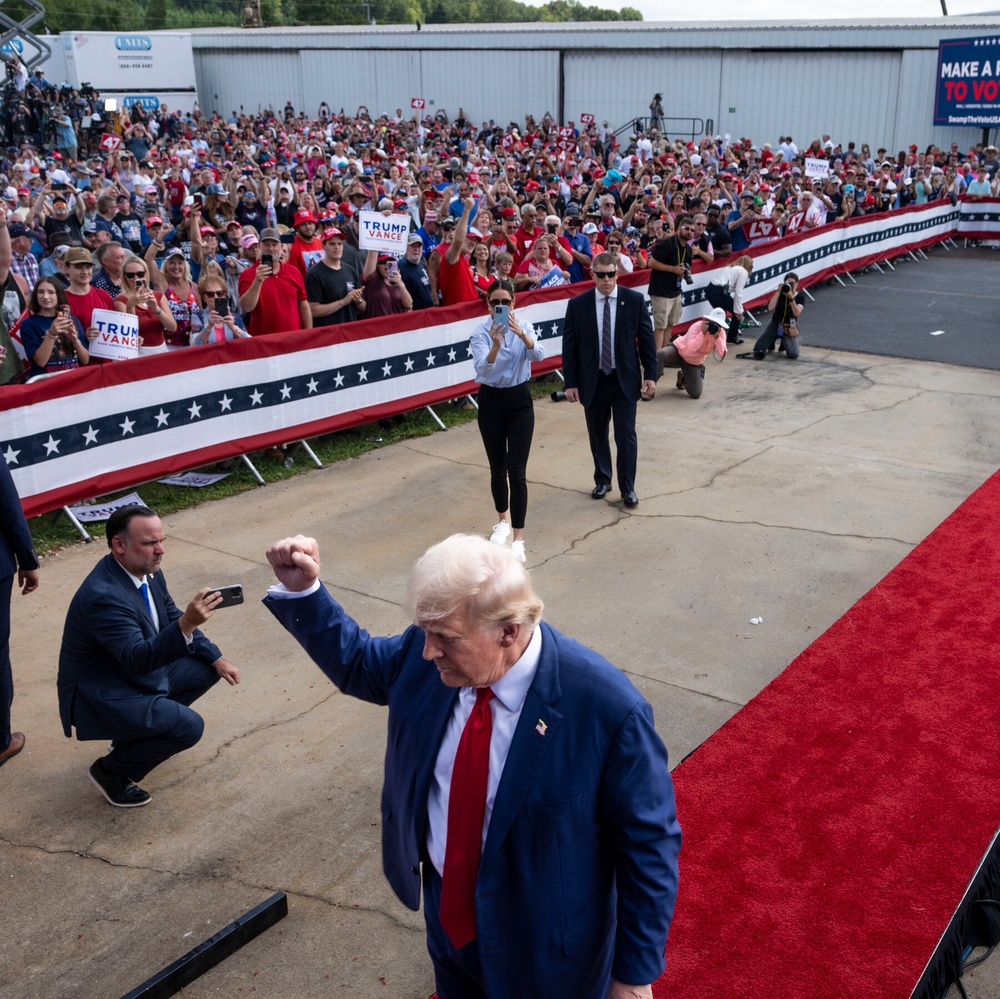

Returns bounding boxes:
[57,304,71,320]
[493,304,510,331]
[260,253,273,268]
[209,584,244,608]
[386,258,398,278]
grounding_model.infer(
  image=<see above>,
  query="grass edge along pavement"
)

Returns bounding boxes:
[28,394,498,556]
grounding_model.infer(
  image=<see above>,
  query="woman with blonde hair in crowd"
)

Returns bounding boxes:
[191,271,249,345]
[114,255,177,356]
[705,253,754,345]
[148,248,203,348]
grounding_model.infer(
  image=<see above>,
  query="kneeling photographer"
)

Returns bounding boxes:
[655,306,728,399]
[739,272,805,361]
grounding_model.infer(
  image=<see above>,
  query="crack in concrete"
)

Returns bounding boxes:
[623,670,745,708]
[0,837,420,932]
[156,688,341,792]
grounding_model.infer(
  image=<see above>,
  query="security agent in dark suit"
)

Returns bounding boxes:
[264,533,681,999]
[0,455,40,768]
[57,505,240,807]
[562,251,658,507]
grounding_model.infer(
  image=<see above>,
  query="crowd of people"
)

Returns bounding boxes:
[0,93,996,381]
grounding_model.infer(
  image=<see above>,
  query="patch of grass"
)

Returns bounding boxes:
[30,375,565,557]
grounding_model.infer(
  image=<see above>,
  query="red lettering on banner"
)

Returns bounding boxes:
[744,219,775,240]
[786,212,806,233]
[972,80,999,101]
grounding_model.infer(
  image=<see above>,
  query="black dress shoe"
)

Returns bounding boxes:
[622,491,639,508]
[591,484,610,499]
[88,759,152,808]
[728,335,744,345]
[0,732,24,767]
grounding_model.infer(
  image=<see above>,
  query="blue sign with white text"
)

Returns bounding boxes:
[935,35,1000,126]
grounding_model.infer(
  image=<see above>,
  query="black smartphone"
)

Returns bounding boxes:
[260,253,273,268]
[210,584,244,608]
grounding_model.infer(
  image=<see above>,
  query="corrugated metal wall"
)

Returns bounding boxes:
[563,50,722,135]
[194,48,559,128]
[717,51,903,151]
[192,22,1000,151]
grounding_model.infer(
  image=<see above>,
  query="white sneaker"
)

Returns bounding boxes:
[511,540,526,563]
[490,522,511,545]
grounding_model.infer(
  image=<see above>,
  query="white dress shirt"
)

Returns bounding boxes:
[119,563,160,632]
[426,625,542,876]
[594,288,618,363]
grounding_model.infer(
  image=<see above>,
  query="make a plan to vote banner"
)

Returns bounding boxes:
[357,212,411,255]
[88,309,139,362]
[935,34,1000,126]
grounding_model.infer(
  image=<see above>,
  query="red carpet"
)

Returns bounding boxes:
[655,469,1000,997]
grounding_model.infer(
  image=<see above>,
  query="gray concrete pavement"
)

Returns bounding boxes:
[3,342,1000,998]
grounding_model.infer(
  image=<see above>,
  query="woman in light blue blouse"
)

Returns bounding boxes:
[469,278,545,564]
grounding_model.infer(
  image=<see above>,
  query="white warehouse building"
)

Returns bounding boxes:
[188,18,1000,152]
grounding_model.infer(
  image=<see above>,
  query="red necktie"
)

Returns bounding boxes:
[439,687,495,949]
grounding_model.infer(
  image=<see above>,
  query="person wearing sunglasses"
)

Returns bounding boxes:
[655,306,728,399]
[191,275,248,345]
[470,278,545,564]
[114,257,177,356]
[562,252,657,508]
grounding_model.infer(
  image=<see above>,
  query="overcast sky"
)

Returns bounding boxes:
[628,1,998,20]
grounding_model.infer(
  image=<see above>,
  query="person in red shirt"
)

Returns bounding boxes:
[435,198,478,307]
[63,247,114,336]
[238,228,312,335]
[285,209,324,277]
[512,203,544,268]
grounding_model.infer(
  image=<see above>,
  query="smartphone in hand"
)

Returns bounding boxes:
[210,584,244,608]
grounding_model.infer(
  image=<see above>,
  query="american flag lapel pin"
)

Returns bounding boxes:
[535,719,547,736]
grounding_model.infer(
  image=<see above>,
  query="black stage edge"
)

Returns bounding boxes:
[119,891,288,999]
[911,830,1000,999]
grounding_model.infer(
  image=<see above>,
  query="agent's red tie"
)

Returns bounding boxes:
[439,687,495,949]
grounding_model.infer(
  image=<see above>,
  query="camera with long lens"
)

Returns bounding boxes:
[682,266,693,286]
[780,282,791,294]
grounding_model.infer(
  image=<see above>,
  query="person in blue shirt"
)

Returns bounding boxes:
[469,278,545,565]
[726,191,757,254]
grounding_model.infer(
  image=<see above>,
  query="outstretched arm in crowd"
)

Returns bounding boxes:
[145,241,166,292]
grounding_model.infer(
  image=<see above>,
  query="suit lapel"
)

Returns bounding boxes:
[479,624,563,875]
[414,681,460,845]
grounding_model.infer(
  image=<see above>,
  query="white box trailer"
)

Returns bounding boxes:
[60,31,198,113]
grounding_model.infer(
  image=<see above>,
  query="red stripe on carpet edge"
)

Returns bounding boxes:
[655,468,1000,998]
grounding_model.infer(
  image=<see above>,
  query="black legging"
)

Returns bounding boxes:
[476,382,534,530]
[705,283,743,342]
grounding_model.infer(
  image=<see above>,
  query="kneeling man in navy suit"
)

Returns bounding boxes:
[58,505,240,808]
[265,532,681,999]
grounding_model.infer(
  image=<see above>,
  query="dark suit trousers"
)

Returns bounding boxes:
[422,862,487,999]
[585,369,638,494]
[103,656,219,782]
[1,574,13,751]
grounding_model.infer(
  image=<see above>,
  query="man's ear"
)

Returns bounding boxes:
[498,623,520,649]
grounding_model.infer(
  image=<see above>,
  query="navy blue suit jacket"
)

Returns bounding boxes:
[561,285,657,408]
[57,554,221,739]
[265,585,681,998]
[0,455,38,581]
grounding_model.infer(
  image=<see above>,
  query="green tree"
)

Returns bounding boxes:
[147,0,168,30]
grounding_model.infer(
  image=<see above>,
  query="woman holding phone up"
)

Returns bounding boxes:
[114,256,177,356]
[469,278,545,564]
[19,278,90,377]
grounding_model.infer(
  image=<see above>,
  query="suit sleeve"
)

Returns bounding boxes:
[635,293,657,384]
[601,699,681,985]
[0,455,39,572]
[561,298,580,391]
[264,584,412,705]
[81,589,196,677]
